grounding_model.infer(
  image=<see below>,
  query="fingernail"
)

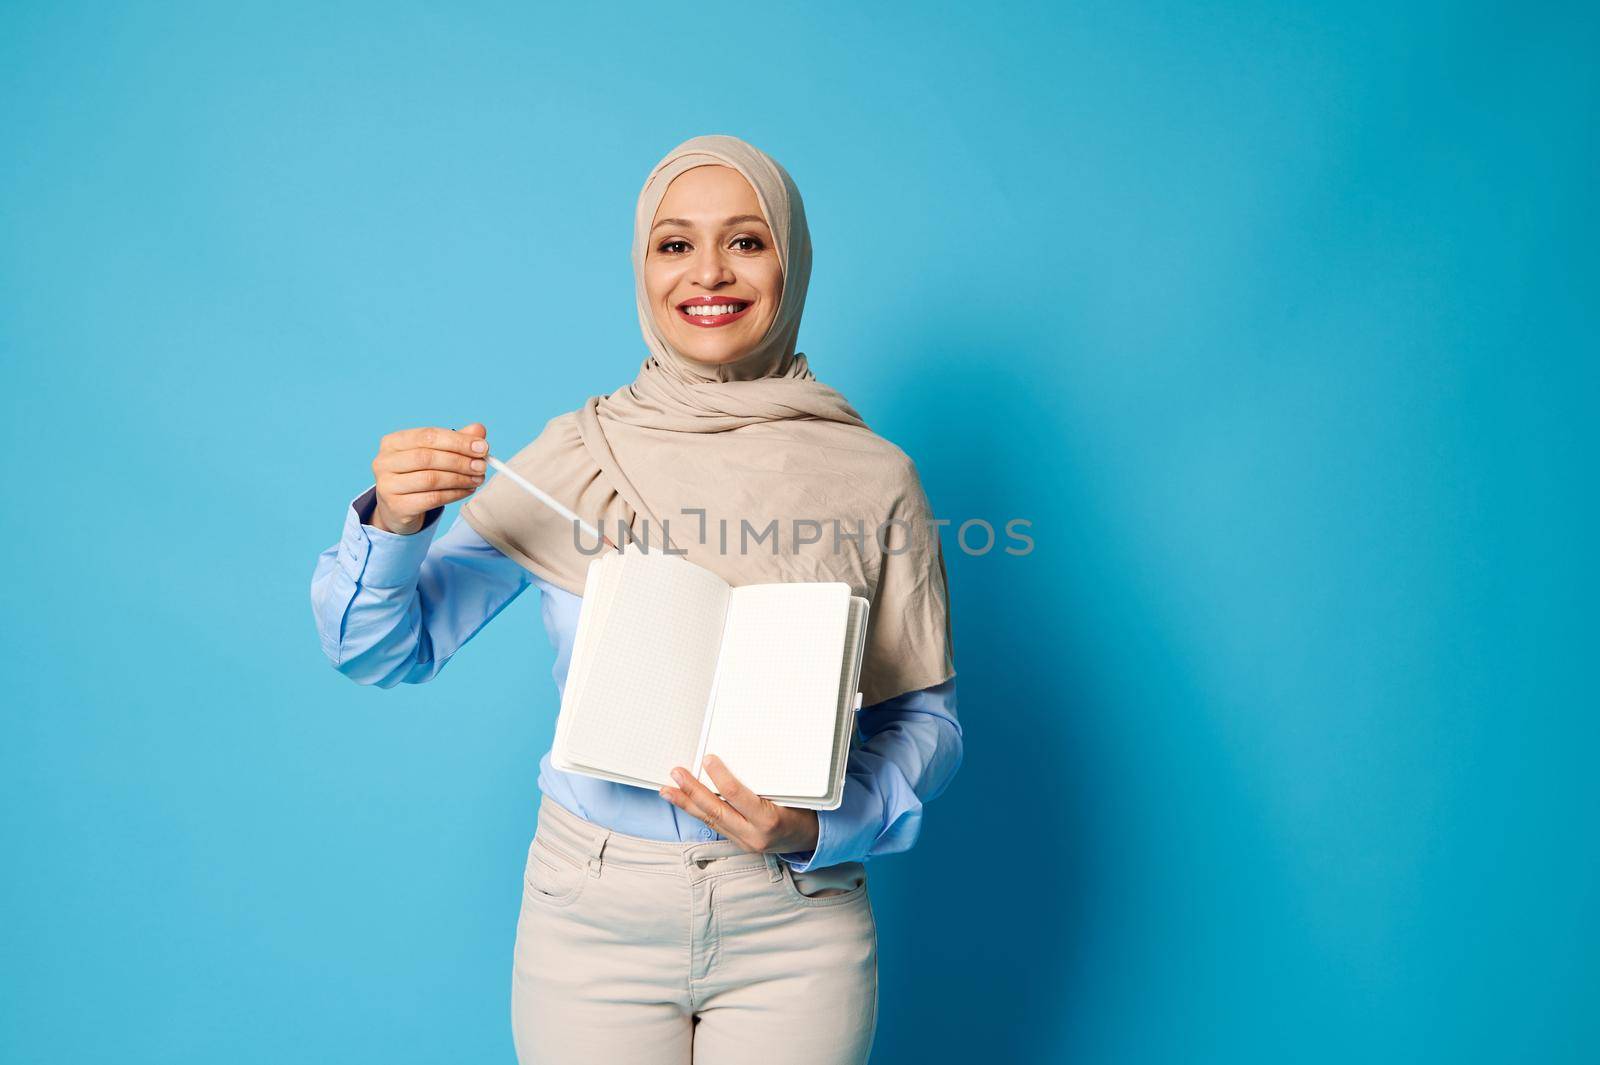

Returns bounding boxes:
[671,769,685,785]
[470,459,485,472]
[472,440,487,454]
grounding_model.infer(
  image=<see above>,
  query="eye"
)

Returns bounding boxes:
[657,239,691,255]
[731,236,766,252]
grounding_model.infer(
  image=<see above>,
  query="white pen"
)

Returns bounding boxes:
[484,455,621,554]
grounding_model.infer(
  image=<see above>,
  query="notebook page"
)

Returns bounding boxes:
[763,595,868,808]
[696,582,849,798]
[552,552,625,762]
[563,550,731,784]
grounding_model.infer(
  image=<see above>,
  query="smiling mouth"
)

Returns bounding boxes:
[676,298,752,328]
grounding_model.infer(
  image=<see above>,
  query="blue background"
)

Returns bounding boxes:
[2,1,1594,1061]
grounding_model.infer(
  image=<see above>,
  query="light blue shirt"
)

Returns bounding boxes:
[310,486,963,872]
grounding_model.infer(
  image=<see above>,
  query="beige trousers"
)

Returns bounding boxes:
[510,794,878,1064]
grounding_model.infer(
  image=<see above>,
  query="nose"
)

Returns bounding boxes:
[690,244,737,289]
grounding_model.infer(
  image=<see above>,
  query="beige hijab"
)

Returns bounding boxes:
[460,134,953,706]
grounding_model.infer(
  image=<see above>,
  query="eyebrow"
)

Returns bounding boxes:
[650,214,769,233]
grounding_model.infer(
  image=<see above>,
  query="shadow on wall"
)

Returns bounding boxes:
[862,317,1105,1062]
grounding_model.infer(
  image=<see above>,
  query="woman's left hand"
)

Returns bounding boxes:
[659,754,819,856]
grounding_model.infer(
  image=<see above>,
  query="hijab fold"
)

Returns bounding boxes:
[461,134,953,707]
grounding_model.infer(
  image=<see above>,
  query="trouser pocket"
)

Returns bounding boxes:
[781,860,869,907]
[523,832,588,907]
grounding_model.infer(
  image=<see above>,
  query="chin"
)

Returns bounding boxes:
[687,346,751,365]
[674,334,759,366]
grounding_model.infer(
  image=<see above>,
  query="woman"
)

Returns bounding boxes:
[309,134,962,1064]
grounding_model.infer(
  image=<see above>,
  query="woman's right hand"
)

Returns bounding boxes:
[371,422,489,535]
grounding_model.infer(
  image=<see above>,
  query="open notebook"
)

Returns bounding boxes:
[550,543,870,811]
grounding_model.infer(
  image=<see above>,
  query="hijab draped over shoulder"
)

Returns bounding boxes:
[460,134,953,706]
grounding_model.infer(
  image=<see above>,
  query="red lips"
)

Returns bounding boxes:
[676,295,753,328]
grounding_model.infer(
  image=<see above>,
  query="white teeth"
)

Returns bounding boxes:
[683,303,746,316]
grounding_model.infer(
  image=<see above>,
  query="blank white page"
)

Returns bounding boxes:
[551,551,627,768]
[760,594,868,808]
[563,550,731,784]
[697,582,850,798]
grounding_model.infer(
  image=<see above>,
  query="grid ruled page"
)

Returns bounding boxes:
[698,582,850,798]
[552,553,626,764]
[760,595,868,807]
[563,551,731,784]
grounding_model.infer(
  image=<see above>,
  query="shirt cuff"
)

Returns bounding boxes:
[339,485,444,588]
[779,805,855,873]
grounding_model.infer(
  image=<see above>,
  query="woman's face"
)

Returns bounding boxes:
[644,164,783,367]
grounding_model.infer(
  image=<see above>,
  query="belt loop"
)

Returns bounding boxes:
[587,829,611,878]
[764,852,784,882]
